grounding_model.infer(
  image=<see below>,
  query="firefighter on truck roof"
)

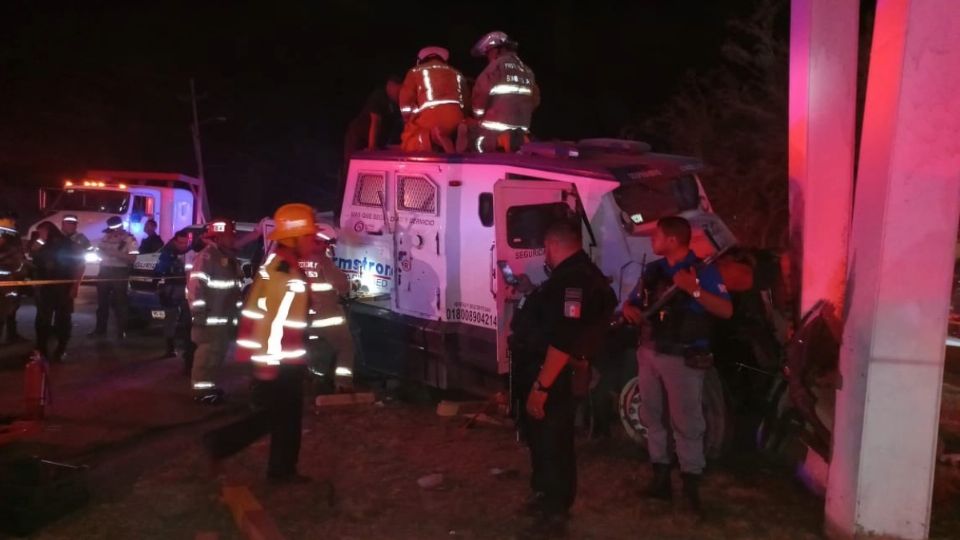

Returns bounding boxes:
[467,30,540,153]
[204,203,321,482]
[399,46,466,153]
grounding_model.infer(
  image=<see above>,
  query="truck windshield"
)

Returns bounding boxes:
[47,189,130,214]
[612,174,701,225]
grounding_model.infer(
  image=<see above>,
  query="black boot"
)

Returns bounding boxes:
[681,472,703,517]
[643,463,672,500]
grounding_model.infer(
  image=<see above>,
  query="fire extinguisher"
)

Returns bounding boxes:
[24,350,50,420]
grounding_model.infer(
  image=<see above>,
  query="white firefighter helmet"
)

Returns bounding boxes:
[315,222,337,242]
[417,46,449,63]
[471,31,516,57]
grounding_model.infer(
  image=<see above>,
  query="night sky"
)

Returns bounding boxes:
[2,0,763,219]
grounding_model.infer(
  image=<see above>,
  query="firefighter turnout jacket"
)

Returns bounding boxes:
[236,250,311,380]
[472,52,539,134]
[186,243,243,330]
[399,59,467,120]
[399,59,466,152]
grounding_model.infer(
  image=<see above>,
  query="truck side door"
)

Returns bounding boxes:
[493,178,578,376]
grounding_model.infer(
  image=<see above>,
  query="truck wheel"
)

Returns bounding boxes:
[618,368,733,460]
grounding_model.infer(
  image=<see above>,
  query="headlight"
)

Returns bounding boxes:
[84,252,101,263]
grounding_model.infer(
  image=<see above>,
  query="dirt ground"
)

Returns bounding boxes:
[30,388,960,540]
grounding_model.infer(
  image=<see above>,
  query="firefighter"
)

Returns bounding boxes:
[155,229,193,369]
[620,216,733,516]
[300,222,354,392]
[187,220,243,404]
[467,31,540,153]
[89,216,138,340]
[204,203,318,482]
[61,215,91,251]
[399,46,466,153]
[508,215,617,527]
[0,218,27,344]
[31,222,84,362]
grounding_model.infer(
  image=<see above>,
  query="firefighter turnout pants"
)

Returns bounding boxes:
[401,104,463,152]
[203,365,306,478]
[34,285,73,357]
[522,367,577,513]
[191,325,233,392]
[94,266,130,335]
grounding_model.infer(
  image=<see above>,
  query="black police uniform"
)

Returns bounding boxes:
[509,250,617,514]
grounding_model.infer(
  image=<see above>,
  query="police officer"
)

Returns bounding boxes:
[155,229,193,369]
[621,216,732,516]
[32,221,84,362]
[0,218,27,344]
[61,215,91,251]
[508,215,617,525]
[89,216,138,340]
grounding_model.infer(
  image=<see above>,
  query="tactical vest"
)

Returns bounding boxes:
[644,261,714,354]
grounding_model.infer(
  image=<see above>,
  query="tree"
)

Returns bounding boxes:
[639,0,789,248]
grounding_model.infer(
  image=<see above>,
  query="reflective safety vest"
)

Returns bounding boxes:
[236,249,310,377]
[186,244,243,328]
[399,59,466,119]
[472,52,540,133]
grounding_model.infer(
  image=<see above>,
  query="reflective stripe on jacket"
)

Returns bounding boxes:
[186,244,243,327]
[472,52,539,131]
[399,60,466,119]
[236,249,309,373]
[299,255,349,332]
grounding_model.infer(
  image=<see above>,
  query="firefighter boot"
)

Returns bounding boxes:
[431,126,455,154]
[681,472,703,517]
[643,463,672,500]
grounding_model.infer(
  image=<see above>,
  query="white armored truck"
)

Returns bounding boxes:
[336,139,736,396]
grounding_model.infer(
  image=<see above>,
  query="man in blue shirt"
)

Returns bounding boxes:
[622,216,732,516]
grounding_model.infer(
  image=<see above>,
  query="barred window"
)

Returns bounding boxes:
[397,175,437,213]
[354,173,386,207]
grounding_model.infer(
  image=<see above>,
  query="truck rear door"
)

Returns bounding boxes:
[493,178,578,376]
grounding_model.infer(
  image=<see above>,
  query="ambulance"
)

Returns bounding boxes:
[336,139,737,396]
[32,170,208,276]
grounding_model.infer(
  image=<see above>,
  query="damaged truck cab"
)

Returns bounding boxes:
[337,139,735,395]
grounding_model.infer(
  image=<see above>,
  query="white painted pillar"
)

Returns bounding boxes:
[825,0,960,538]
[788,0,860,315]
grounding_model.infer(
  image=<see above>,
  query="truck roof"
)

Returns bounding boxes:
[350,141,705,184]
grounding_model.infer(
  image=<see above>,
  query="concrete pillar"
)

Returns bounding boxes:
[788,0,860,315]
[825,1,960,538]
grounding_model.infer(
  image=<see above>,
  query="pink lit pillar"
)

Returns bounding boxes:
[788,0,860,315]
[825,0,960,538]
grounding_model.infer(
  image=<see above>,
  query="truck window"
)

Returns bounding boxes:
[354,173,386,208]
[612,174,700,224]
[131,195,155,221]
[397,175,437,214]
[46,189,130,214]
[506,202,571,249]
[478,193,494,227]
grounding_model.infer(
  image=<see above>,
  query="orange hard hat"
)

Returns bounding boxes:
[269,203,316,241]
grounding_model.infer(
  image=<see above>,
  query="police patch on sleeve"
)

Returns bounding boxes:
[563,288,582,319]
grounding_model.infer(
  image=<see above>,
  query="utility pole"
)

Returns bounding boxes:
[189,78,211,221]
[190,78,205,182]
